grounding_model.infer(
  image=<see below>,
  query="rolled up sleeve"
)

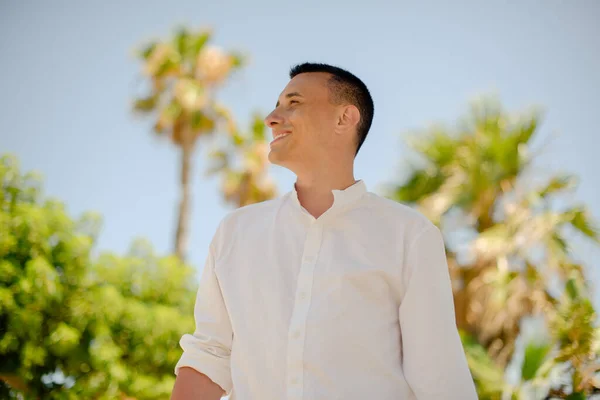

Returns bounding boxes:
[175,244,233,395]
[399,225,478,399]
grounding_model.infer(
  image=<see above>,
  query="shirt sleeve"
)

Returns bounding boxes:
[175,244,234,395]
[399,225,478,399]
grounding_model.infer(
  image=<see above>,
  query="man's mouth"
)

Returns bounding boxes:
[270,132,291,146]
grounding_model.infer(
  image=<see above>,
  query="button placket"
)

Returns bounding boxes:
[286,222,323,400]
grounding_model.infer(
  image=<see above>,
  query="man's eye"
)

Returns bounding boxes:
[289,100,299,105]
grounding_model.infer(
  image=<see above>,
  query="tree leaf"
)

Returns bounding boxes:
[189,31,211,58]
[521,342,552,381]
[154,51,180,78]
[174,27,189,55]
[157,101,182,130]
[133,95,158,112]
[409,130,458,166]
[565,277,580,301]
[233,133,245,147]
[517,116,538,144]
[459,331,505,397]
[568,207,599,242]
[205,150,229,175]
[139,42,157,60]
[393,170,446,203]
[252,114,266,141]
[539,175,577,198]
[230,51,245,68]
[190,112,215,133]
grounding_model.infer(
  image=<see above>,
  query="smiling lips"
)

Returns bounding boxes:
[270,131,291,146]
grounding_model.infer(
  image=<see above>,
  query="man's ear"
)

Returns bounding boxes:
[337,105,360,132]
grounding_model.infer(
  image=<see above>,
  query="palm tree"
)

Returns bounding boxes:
[132,27,243,260]
[386,97,600,398]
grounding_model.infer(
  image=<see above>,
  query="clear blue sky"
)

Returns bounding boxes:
[1,1,599,299]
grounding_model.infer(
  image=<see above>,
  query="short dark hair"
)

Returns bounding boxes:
[289,62,374,156]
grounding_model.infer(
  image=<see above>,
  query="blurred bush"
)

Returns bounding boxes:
[0,154,196,399]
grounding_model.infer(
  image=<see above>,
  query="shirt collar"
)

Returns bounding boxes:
[288,179,367,214]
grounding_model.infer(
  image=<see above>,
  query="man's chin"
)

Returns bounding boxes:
[267,148,281,163]
[268,149,290,168]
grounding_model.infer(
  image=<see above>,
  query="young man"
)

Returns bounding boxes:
[171,63,478,399]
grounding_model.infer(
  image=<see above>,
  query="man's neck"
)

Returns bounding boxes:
[294,169,356,219]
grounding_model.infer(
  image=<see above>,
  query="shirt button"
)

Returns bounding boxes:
[299,291,307,299]
[292,330,301,338]
[304,256,314,263]
[290,377,299,385]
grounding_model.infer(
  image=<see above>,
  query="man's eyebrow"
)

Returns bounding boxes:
[275,92,303,108]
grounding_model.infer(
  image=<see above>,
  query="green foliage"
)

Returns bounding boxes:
[132,27,244,144]
[0,154,197,399]
[521,342,552,381]
[459,330,506,399]
[0,154,97,397]
[387,97,600,398]
[67,242,196,400]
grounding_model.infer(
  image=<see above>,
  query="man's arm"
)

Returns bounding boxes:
[171,242,234,399]
[171,367,224,400]
[399,225,478,399]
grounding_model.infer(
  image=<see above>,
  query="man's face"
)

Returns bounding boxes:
[265,72,340,170]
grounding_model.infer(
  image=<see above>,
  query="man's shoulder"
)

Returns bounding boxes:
[363,191,437,236]
[218,193,288,230]
[209,194,288,254]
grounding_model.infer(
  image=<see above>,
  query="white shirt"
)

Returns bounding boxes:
[175,180,478,400]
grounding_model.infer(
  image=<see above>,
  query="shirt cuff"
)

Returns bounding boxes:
[175,334,233,395]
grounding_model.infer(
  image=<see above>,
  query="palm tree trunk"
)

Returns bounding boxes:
[175,142,193,261]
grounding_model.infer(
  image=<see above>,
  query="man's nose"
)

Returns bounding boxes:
[264,109,283,127]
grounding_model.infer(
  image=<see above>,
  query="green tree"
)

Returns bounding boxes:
[0,154,197,399]
[132,27,244,261]
[69,240,196,399]
[0,153,99,398]
[386,97,600,398]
